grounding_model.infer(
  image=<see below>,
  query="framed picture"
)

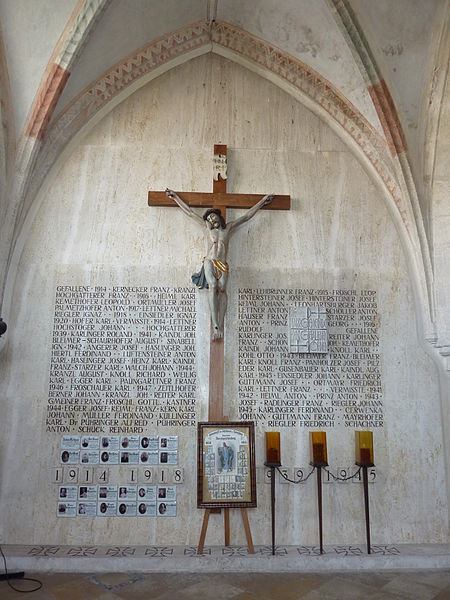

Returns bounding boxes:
[197,421,257,509]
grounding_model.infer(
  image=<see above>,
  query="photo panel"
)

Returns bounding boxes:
[197,422,257,508]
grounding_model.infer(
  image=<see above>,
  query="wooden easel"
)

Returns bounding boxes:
[149,145,290,553]
[198,505,254,554]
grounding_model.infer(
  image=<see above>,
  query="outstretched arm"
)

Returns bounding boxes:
[227,194,274,232]
[165,189,204,226]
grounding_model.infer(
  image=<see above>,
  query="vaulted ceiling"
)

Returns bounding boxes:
[1,1,446,170]
[0,0,448,343]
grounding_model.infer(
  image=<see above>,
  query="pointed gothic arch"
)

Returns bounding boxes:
[5,20,434,344]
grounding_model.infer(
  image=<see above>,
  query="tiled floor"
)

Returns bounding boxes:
[1,570,450,600]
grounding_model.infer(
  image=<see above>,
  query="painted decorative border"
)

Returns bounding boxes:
[211,21,407,228]
[5,16,433,349]
[35,20,409,237]
[50,20,211,136]
[4,544,403,558]
[24,20,212,213]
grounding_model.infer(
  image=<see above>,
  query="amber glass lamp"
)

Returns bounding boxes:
[355,431,374,467]
[265,432,281,556]
[265,432,281,466]
[309,431,328,467]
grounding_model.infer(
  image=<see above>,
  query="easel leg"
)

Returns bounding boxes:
[198,509,211,555]
[224,508,230,546]
[241,508,254,554]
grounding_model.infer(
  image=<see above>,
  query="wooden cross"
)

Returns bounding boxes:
[148,145,290,422]
[148,144,290,219]
[149,145,290,553]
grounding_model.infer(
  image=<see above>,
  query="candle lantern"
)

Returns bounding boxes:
[265,432,281,466]
[309,431,328,467]
[355,431,374,466]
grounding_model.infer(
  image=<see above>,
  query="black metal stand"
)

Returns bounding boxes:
[362,465,371,554]
[310,461,327,555]
[316,466,324,554]
[265,461,281,556]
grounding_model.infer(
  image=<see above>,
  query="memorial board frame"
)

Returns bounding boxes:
[197,422,257,509]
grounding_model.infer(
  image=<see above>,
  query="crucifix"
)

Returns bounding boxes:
[148,144,290,551]
[148,145,290,420]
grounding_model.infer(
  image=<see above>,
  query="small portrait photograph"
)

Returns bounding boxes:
[138,488,146,498]
[138,503,146,515]
[119,503,127,515]
[121,437,129,449]
[158,502,167,515]
[160,438,167,448]
[140,452,148,463]
[99,487,107,498]
[58,504,66,514]
[120,452,129,464]
[160,452,168,464]
[81,452,89,463]
[101,451,109,463]
[78,504,86,515]
[102,437,109,448]
[141,437,149,449]
[79,487,87,498]
[119,487,127,498]
[61,451,70,463]
[81,439,89,448]
[59,487,67,498]
[158,488,166,499]
[99,502,107,514]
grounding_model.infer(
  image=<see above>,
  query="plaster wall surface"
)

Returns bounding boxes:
[0,0,77,140]
[219,0,384,134]
[432,72,450,348]
[349,0,448,225]
[54,0,206,119]
[0,54,446,548]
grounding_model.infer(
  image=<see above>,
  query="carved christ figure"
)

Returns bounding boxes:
[165,189,273,340]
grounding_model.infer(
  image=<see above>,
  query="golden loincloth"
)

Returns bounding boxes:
[211,259,229,280]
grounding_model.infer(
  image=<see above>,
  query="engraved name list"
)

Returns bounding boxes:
[47,285,197,434]
[237,288,383,429]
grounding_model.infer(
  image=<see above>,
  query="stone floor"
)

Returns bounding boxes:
[1,570,450,599]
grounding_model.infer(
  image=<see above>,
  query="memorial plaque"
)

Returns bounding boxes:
[46,285,197,434]
[237,288,383,429]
